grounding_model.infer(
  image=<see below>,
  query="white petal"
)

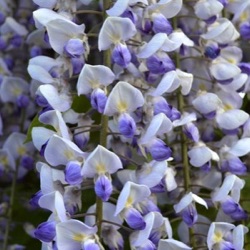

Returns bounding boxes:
[44,134,85,166]
[33,8,68,29]
[188,145,212,167]
[77,64,115,95]
[140,113,172,144]
[115,181,150,215]
[201,18,239,44]
[191,193,208,209]
[98,17,137,50]
[38,84,71,112]
[158,239,192,250]
[216,109,249,130]
[31,127,55,151]
[229,138,250,157]
[106,0,130,16]
[151,0,183,19]
[104,81,144,115]
[210,61,241,81]
[81,145,122,177]
[174,192,193,213]
[177,69,193,95]
[192,92,222,114]
[152,70,179,96]
[137,33,168,58]
[46,19,85,55]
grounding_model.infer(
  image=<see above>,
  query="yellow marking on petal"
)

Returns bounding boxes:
[18,146,26,155]
[199,83,207,91]
[240,11,248,22]
[125,195,134,208]
[64,150,74,160]
[213,231,223,243]
[223,103,233,111]
[96,163,106,174]
[12,88,21,96]
[0,156,8,165]
[227,58,236,65]
[117,101,128,113]
[73,233,86,242]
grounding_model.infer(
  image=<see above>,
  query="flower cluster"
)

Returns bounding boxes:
[1,0,250,249]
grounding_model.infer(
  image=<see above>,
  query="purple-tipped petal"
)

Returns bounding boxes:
[90,88,107,113]
[125,207,146,230]
[148,138,172,161]
[118,113,136,138]
[34,221,56,242]
[112,43,131,68]
[64,38,85,58]
[181,204,198,227]
[94,175,113,201]
[65,161,83,185]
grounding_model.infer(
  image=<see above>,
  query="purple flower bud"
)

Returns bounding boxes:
[0,37,8,50]
[0,11,6,25]
[49,67,60,78]
[34,221,56,242]
[90,88,107,113]
[148,138,172,161]
[29,190,43,209]
[217,78,233,85]
[71,57,84,75]
[204,110,216,120]
[204,45,220,59]
[181,204,198,227]
[125,207,146,230]
[121,9,137,23]
[169,107,181,121]
[152,14,173,34]
[154,98,172,117]
[149,230,161,245]
[118,113,136,138]
[184,123,199,142]
[4,57,15,70]
[204,15,217,24]
[40,140,49,157]
[221,196,239,214]
[30,46,42,58]
[200,161,211,172]
[140,199,160,215]
[35,95,48,107]
[140,19,152,34]
[146,55,175,75]
[73,133,89,150]
[145,72,159,84]
[65,161,83,185]
[112,43,131,68]
[150,182,165,193]
[240,22,250,40]
[238,62,250,75]
[44,31,50,44]
[21,155,34,170]
[10,34,22,47]
[221,157,247,175]
[230,207,248,221]
[17,95,30,108]
[64,38,85,58]
[94,175,113,202]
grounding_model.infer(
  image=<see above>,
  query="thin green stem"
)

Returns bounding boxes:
[95,0,111,238]
[74,10,103,16]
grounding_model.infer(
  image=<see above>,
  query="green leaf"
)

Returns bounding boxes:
[24,114,55,144]
[71,95,91,113]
